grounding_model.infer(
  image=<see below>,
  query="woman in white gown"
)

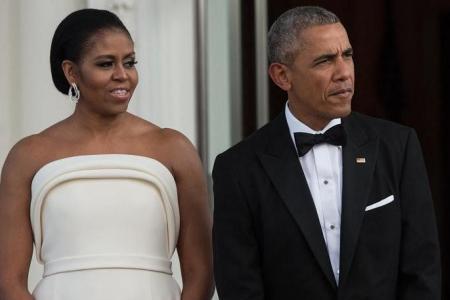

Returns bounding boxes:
[0,9,213,300]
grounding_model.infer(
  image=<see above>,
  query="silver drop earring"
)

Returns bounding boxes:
[68,82,80,104]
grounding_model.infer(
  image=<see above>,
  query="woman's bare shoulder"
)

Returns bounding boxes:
[1,134,49,182]
[1,114,76,185]
[159,128,195,148]
[125,115,189,146]
[138,125,196,155]
[126,114,161,133]
[132,124,198,171]
[38,117,74,139]
[157,128,201,171]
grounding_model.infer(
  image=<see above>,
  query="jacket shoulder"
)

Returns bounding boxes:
[346,112,421,163]
[348,112,413,140]
[213,118,277,172]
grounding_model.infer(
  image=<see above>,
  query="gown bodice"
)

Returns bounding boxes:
[30,154,181,299]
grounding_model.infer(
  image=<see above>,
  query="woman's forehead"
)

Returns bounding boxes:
[82,29,134,58]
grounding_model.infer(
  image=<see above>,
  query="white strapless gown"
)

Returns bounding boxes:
[30,154,181,299]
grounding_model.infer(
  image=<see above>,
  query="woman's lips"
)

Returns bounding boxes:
[110,88,130,100]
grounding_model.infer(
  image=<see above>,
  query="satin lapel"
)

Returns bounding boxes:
[339,114,379,285]
[256,114,337,288]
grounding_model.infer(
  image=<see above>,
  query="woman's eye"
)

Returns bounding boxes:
[124,60,138,68]
[97,61,113,68]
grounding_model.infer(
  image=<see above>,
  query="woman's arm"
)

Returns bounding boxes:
[163,130,214,300]
[0,140,37,300]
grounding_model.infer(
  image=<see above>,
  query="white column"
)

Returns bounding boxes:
[16,0,84,138]
[0,0,15,164]
[254,0,269,128]
[133,0,197,144]
[206,0,233,173]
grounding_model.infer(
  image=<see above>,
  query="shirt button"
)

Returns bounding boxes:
[323,180,329,185]
[330,224,335,230]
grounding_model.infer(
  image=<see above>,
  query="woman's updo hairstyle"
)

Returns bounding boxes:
[50,8,131,94]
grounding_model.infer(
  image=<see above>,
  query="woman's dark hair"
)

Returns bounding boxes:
[50,8,132,94]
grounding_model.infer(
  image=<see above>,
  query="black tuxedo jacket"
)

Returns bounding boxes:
[212,111,441,299]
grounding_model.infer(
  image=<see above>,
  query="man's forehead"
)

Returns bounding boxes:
[298,23,348,43]
[298,23,351,49]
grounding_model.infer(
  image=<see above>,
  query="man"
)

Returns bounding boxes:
[212,6,441,299]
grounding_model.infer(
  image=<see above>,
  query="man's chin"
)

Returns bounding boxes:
[331,106,352,119]
[340,109,352,118]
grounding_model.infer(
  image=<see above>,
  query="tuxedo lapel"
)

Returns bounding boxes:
[257,114,337,288]
[339,114,379,285]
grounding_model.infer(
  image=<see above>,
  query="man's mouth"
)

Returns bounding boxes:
[329,88,353,97]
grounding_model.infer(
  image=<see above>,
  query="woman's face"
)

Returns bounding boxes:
[75,29,138,115]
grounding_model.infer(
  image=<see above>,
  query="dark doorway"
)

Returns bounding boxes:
[440,11,450,299]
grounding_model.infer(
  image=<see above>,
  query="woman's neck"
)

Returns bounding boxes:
[70,105,130,137]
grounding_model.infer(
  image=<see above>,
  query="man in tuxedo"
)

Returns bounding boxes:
[212,6,441,299]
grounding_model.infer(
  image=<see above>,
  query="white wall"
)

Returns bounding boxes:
[0,0,197,294]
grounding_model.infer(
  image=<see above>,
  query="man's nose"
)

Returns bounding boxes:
[333,57,353,81]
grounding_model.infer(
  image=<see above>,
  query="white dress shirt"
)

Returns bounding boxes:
[285,102,343,284]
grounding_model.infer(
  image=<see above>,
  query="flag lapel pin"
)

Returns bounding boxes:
[356,157,366,164]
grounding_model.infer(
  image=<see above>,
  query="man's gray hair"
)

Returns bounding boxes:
[268,6,340,65]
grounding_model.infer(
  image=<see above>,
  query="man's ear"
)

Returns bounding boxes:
[268,63,291,91]
[61,60,79,84]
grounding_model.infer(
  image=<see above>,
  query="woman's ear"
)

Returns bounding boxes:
[61,60,78,84]
[268,63,291,91]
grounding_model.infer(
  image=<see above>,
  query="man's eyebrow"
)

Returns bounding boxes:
[312,47,353,63]
[343,47,353,55]
[312,52,337,63]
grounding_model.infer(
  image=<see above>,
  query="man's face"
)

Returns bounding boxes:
[285,22,354,130]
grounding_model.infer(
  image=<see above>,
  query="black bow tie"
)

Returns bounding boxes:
[294,124,346,157]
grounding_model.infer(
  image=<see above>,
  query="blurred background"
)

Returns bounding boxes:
[0,0,448,298]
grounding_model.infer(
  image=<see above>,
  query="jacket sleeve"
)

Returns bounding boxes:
[212,154,265,300]
[397,129,441,299]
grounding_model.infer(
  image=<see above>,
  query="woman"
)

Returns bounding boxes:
[0,9,213,300]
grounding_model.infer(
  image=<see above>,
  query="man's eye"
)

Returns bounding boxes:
[124,60,138,68]
[315,59,329,66]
